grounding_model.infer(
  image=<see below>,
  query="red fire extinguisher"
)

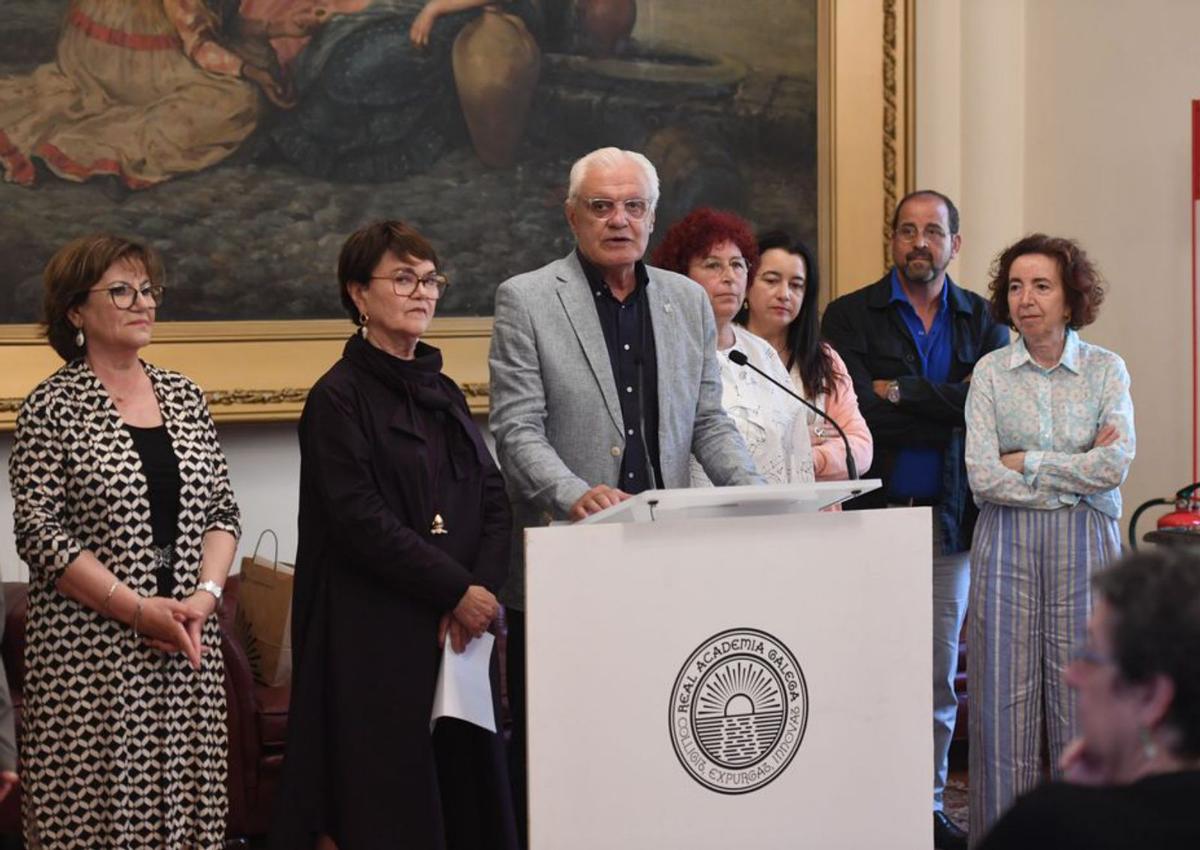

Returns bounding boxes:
[1128,482,1200,548]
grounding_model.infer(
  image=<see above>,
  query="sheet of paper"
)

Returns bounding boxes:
[430,631,497,733]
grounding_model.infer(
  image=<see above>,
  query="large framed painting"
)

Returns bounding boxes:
[0,0,913,426]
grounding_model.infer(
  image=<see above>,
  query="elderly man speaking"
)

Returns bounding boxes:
[489,146,760,845]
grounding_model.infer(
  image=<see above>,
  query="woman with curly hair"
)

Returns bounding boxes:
[965,233,1136,837]
[652,208,813,485]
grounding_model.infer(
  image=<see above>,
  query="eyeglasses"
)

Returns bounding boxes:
[697,257,749,276]
[88,282,166,310]
[894,224,950,243]
[369,270,450,298]
[580,197,651,221]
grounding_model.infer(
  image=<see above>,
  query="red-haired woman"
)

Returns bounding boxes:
[653,208,813,485]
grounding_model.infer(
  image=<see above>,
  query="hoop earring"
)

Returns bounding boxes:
[75,327,85,348]
[359,313,369,339]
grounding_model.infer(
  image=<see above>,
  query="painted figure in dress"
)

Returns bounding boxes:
[0,0,287,190]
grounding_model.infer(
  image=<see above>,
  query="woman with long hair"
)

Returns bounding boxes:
[737,230,872,480]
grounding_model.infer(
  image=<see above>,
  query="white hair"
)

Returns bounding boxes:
[566,147,661,210]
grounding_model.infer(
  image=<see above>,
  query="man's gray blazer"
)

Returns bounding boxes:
[489,250,761,610]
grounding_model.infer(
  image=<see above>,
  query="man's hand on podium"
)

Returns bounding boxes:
[569,484,632,521]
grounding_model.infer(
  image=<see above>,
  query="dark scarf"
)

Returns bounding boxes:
[342,333,489,479]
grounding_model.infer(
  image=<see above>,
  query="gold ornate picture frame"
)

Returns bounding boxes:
[0,0,912,428]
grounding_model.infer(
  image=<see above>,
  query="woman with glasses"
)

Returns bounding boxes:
[736,230,872,481]
[978,548,1200,849]
[8,234,241,848]
[965,233,1135,838]
[270,220,517,850]
[652,208,814,485]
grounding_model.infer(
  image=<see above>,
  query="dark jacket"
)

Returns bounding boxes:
[821,272,1010,552]
[271,335,516,850]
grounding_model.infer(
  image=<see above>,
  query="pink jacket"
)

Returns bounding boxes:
[790,346,874,481]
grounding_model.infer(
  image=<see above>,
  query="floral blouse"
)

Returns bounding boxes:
[964,329,1135,519]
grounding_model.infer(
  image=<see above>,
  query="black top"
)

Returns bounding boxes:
[125,424,180,596]
[978,771,1200,850]
[577,249,663,494]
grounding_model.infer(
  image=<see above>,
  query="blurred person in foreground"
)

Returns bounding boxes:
[978,548,1200,850]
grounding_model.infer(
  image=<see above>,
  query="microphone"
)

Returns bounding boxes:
[728,349,858,480]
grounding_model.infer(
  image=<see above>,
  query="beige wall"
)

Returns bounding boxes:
[915,0,1199,534]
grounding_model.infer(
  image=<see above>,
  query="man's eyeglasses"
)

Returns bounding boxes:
[370,270,450,298]
[894,224,950,243]
[581,197,651,221]
[88,282,166,310]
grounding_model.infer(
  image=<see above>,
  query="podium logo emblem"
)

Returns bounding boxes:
[669,627,808,794]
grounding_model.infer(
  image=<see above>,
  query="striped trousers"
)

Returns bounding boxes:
[967,501,1121,844]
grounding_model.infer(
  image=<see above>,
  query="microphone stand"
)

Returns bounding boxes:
[635,291,659,490]
[728,349,858,480]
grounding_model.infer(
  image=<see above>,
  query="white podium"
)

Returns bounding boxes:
[525,482,933,850]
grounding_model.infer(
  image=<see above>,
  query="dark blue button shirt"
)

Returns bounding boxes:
[888,269,951,500]
[577,250,662,494]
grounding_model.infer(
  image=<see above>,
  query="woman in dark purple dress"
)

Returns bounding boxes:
[270,220,516,850]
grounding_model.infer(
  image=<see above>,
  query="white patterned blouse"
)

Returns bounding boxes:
[691,324,815,486]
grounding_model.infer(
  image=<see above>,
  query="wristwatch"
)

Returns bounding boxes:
[886,380,901,404]
[196,580,224,601]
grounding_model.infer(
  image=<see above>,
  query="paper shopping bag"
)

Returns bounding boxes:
[234,530,294,687]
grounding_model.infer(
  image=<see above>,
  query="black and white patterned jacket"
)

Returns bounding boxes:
[7,358,240,848]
